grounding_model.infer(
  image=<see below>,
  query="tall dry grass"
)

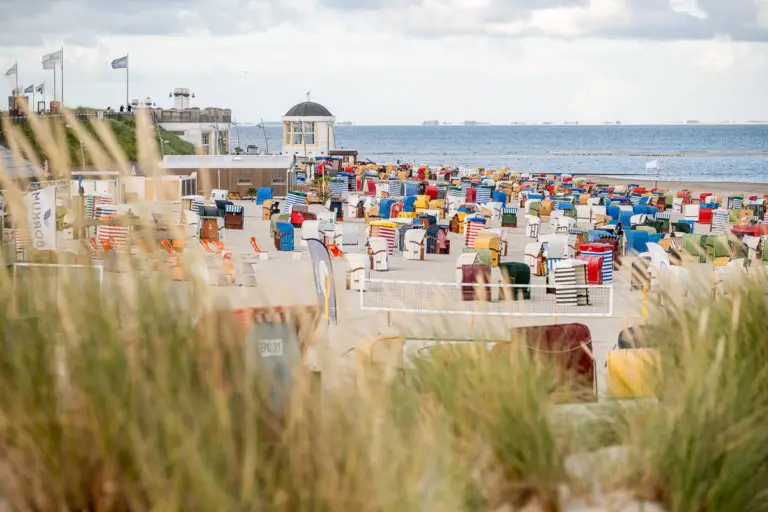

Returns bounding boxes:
[0,109,766,511]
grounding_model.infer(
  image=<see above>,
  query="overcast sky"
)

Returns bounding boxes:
[1,0,767,124]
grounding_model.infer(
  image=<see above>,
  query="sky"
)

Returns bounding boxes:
[1,0,767,125]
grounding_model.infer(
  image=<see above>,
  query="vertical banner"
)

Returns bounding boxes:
[306,238,338,323]
[24,186,56,250]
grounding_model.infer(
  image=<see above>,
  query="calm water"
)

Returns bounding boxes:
[232,124,768,183]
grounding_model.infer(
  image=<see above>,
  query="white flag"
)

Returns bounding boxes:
[4,63,17,76]
[645,160,659,170]
[111,55,128,69]
[24,187,57,251]
[35,83,44,93]
[42,49,63,70]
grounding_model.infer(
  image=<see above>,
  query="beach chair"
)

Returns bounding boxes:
[606,348,661,398]
[355,335,406,386]
[404,228,426,261]
[85,238,105,259]
[367,237,389,271]
[525,215,540,239]
[643,242,691,291]
[345,253,367,291]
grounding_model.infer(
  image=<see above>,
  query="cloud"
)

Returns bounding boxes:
[318,0,768,42]
[0,0,294,47]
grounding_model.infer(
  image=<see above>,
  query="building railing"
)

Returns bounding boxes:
[1,111,136,125]
[2,108,232,125]
[151,108,231,124]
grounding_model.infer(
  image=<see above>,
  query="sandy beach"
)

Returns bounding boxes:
[582,176,768,196]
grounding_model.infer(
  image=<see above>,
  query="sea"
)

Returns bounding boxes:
[232,124,768,183]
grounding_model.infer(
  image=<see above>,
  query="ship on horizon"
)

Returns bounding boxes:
[463,120,490,126]
[422,120,440,125]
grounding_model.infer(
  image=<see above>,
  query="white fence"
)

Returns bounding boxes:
[360,279,614,317]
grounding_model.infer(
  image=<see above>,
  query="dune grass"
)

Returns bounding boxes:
[0,110,766,510]
[0,110,195,170]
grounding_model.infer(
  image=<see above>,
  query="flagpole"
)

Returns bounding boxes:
[60,47,64,107]
[14,61,18,97]
[53,65,57,104]
[126,53,129,110]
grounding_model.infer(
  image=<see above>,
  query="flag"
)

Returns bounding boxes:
[24,186,57,251]
[306,238,338,323]
[111,55,128,69]
[645,160,659,170]
[42,49,62,70]
[4,63,16,76]
[35,83,44,93]
[23,84,34,94]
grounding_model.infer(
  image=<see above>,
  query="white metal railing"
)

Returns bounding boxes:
[360,278,614,318]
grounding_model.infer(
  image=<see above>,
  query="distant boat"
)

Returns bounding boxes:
[685,120,701,125]
[336,121,354,126]
[510,121,528,125]
[541,122,553,125]
[747,120,768,124]
[442,121,452,125]
[422,120,440,126]
[463,121,489,126]
[564,121,580,125]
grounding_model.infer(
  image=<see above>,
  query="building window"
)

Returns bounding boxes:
[303,122,315,145]
[201,131,210,154]
[284,122,291,145]
[292,121,302,145]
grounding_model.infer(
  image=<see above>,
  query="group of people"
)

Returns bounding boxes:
[105,104,133,113]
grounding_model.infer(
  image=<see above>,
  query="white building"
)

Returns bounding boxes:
[153,88,231,156]
[282,100,336,160]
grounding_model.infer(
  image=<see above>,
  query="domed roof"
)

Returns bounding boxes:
[284,101,333,117]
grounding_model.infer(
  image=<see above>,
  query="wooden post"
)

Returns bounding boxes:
[387,311,391,328]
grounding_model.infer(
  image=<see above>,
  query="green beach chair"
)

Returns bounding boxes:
[498,262,531,300]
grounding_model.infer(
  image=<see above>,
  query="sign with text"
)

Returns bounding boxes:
[23,186,56,250]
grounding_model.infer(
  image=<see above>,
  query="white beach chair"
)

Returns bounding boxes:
[455,253,479,282]
[683,204,699,221]
[644,242,691,291]
[341,222,360,247]
[549,210,565,231]
[404,229,426,261]
[555,216,576,234]
[672,197,684,213]
[576,205,591,223]
[332,225,344,246]
[630,214,647,227]
[540,234,571,259]
[525,242,543,275]
[345,253,367,291]
[302,220,320,247]
[526,215,540,239]
[346,195,361,219]
[317,211,336,232]
[368,237,389,271]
